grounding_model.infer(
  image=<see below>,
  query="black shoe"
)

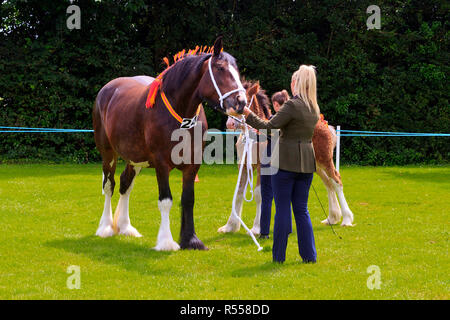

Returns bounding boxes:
[302,260,317,264]
[273,259,284,264]
[259,234,269,239]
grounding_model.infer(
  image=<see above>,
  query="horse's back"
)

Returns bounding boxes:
[131,75,154,85]
[94,76,154,122]
[93,76,156,157]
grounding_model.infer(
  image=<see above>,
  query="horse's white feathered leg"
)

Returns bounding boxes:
[113,167,142,237]
[251,185,261,235]
[315,167,342,225]
[218,193,243,233]
[96,173,115,237]
[154,198,180,251]
[331,180,354,226]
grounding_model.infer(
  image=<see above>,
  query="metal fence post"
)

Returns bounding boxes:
[336,125,341,172]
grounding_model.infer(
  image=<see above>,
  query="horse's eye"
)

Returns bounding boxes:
[217,66,225,72]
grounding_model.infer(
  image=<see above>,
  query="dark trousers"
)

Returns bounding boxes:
[271,168,316,263]
[260,171,273,236]
[260,171,293,236]
[260,138,292,236]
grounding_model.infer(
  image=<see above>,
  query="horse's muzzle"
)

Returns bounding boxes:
[224,93,245,115]
[236,95,246,114]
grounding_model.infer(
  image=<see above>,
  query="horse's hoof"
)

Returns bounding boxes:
[96,224,115,238]
[321,218,338,226]
[154,238,180,251]
[250,226,260,235]
[218,224,239,233]
[340,220,354,227]
[118,224,142,237]
[180,236,208,250]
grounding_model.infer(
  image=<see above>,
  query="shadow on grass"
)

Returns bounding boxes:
[45,235,175,276]
[0,163,159,179]
[206,232,271,249]
[206,225,343,249]
[382,169,450,186]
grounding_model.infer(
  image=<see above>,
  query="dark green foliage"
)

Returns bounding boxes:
[1,0,448,164]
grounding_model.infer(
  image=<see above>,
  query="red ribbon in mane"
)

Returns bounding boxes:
[145,74,163,109]
[145,45,216,109]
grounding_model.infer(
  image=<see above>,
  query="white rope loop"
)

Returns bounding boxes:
[230,115,263,251]
[242,122,254,202]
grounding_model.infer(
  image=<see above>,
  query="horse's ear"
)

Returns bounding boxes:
[213,36,223,57]
[248,82,260,96]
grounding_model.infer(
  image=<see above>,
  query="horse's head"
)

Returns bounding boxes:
[198,37,247,115]
[226,80,272,130]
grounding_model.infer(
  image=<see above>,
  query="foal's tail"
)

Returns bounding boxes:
[328,125,337,148]
[313,120,342,186]
[326,125,342,185]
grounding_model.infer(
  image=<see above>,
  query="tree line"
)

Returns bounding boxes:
[0,0,448,164]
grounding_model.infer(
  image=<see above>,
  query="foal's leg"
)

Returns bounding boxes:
[180,165,207,250]
[316,166,342,225]
[251,164,261,235]
[112,164,142,237]
[330,178,354,227]
[217,162,247,233]
[96,153,117,237]
[154,165,179,251]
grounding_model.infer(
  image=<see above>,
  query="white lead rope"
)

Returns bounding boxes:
[242,122,254,203]
[230,115,263,252]
[208,60,260,251]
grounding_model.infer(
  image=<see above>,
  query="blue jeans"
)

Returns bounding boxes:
[271,169,316,263]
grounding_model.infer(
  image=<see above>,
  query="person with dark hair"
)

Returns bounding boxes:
[271,90,290,113]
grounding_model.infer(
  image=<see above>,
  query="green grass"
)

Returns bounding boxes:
[0,163,448,299]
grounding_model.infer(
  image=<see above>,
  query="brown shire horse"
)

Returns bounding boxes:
[92,37,246,251]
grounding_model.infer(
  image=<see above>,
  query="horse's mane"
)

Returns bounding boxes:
[242,80,272,120]
[161,53,211,94]
[160,46,238,95]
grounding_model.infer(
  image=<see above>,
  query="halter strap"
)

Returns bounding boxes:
[208,57,247,109]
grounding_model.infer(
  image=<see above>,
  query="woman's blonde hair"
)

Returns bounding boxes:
[291,65,320,114]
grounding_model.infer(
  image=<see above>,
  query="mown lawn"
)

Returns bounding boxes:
[0,163,448,299]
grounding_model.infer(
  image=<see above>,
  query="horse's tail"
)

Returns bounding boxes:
[326,124,342,185]
[328,125,337,150]
[94,83,119,126]
[92,83,120,150]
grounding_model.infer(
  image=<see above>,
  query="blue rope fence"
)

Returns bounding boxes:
[0,126,449,137]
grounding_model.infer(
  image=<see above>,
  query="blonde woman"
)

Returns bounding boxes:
[242,65,320,263]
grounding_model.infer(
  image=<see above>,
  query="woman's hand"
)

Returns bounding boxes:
[242,107,251,117]
[226,107,251,118]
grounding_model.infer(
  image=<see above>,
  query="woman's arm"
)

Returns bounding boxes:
[243,101,293,130]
